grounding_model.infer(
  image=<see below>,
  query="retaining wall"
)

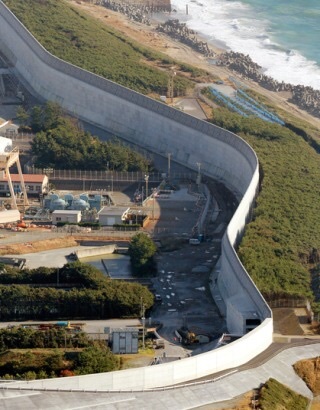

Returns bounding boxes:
[0,1,273,390]
[75,244,116,259]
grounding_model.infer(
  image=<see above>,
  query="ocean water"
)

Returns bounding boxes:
[170,0,320,89]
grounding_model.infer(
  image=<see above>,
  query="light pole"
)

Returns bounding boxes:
[167,153,171,180]
[144,174,149,200]
[152,188,156,220]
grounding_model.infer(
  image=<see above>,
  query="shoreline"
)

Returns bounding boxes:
[68,1,320,129]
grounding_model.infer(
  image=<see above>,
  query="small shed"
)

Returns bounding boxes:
[52,210,81,225]
[111,327,139,354]
[98,206,129,226]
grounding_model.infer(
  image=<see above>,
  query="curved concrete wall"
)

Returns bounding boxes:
[0,1,272,389]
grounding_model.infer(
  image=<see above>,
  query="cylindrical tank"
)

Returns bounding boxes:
[50,198,67,210]
[71,199,89,211]
[80,194,89,202]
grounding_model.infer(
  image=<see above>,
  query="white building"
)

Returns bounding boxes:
[98,206,129,226]
[51,210,81,225]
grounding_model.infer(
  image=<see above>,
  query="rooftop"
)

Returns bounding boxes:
[0,173,47,183]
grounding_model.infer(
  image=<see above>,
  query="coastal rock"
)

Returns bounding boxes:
[97,0,171,25]
[217,51,320,118]
[156,20,215,57]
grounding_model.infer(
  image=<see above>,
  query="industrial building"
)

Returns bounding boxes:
[0,173,48,197]
[51,209,82,225]
[98,206,129,226]
[110,328,139,354]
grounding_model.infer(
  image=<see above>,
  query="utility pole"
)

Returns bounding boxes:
[141,300,145,349]
[144,174,149,200]
[196,162,201,186]
[167,68,176,104]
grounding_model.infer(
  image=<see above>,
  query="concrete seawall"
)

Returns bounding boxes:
[0,1,272,389]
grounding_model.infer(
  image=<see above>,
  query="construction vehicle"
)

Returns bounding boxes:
[177,326,197,345]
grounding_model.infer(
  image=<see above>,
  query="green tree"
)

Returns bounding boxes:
[42,101,63,130]
[60,262,106,289]
[30,110,150,171]
[128,233,157,276]
[30,105,43,133]
[44,351,65,374]
[75,344,119,375]
[16,106,29,128]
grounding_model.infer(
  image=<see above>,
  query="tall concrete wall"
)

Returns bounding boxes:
[7,318,273,391]
[0,1,273,389]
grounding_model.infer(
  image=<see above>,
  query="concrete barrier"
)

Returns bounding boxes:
[0,0,272,390]
[75,244,116,259]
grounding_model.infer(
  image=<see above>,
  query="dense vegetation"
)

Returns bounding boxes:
[0,262,153,320]
[210,106,320,303]
[128,233,157,276]
[259,378,308,410]
[3,0,204,95]
[0,326,91,350]
[0,327,120,380]
[18,102,150,171]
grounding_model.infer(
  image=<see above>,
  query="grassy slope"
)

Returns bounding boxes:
[240,126,319,297]
[210,107,320,301]
[259,378,309,410]
[3,0,199,94]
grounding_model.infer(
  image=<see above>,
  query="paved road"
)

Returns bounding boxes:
[0,319,141,335]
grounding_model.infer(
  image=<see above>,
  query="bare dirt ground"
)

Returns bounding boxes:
[68,0,320,131]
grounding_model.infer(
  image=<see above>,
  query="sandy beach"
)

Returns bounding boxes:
[67,0,320,130]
